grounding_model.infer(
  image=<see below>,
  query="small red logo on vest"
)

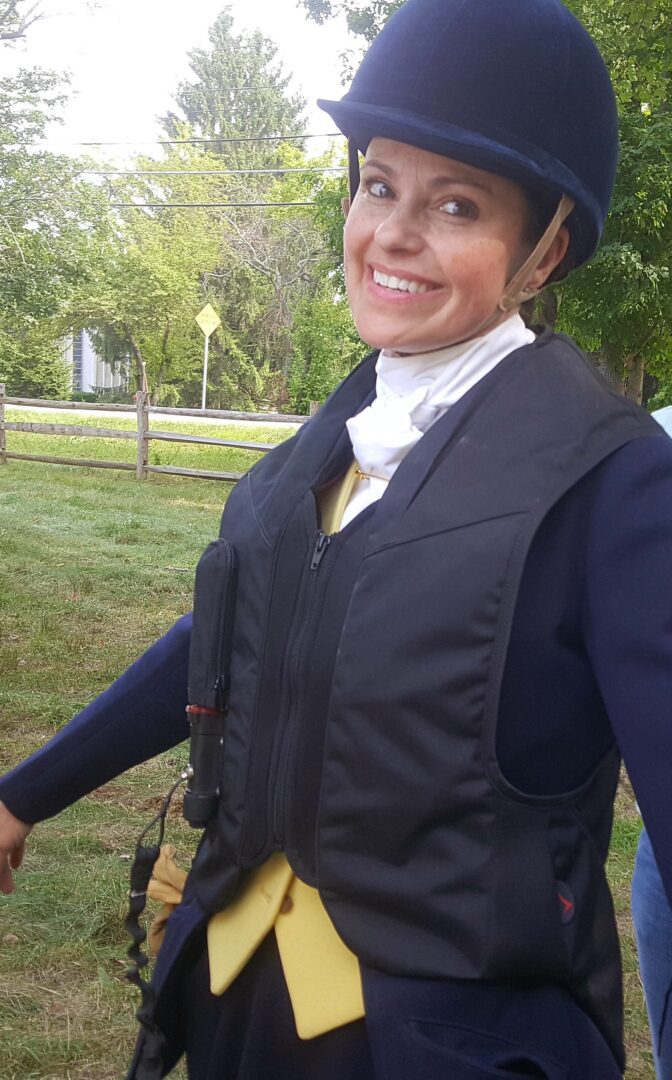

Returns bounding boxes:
[556,881,576,924]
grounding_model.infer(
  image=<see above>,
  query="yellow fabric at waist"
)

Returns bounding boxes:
[147,825,365,1036]
[206,854,364,1039]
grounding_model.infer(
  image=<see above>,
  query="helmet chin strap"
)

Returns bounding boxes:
[499,193,576,310]
[344,138,575,354]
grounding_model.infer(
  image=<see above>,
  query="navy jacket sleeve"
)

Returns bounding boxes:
[0,613,192,824]
[584,436,672,906]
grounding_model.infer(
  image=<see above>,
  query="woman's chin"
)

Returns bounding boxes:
[356,325,445,355]
[354,314,479,355]
[360,332,464,355]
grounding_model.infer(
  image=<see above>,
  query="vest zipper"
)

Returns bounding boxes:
[272,529,332,846]
[311,530,332,570]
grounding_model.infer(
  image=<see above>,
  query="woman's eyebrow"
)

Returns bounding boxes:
[427,174,493,194]
[361,158,394,175]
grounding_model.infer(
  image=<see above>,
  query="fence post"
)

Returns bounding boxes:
[0,383,6,465]
[136,391,149,480]
[309,400,320,417]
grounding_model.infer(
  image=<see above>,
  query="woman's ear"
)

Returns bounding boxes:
[341,196,351,219]
[529,225,570,290]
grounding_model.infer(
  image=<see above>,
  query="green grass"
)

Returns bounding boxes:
[0,453,258,1078]
[0,453,657,1078]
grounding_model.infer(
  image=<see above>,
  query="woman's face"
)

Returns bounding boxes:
[344,138,537,353]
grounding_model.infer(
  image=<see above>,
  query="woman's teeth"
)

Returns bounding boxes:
[372,270,430,294]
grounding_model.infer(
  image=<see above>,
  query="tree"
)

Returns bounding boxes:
[74,143,275,409]
[288,289,361,412]
[150,8,343,407]
[554,103,672,401]
[300,0,401,45]
[0,0,117,397]
[161,8,306,171]
[554,0,672,403]
[0,56,110,396]
[209,144,343,386]
[1,1,100,45]
[153,8,352,407]
[0,0,46,42]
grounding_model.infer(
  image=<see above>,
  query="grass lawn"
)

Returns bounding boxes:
[0,426,657,1078]
[0,450,239,1078]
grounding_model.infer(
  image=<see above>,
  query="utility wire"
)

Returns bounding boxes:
[109,201,317,208]
[165,85,289,91]
[88,166,347,176]
[2,132,341,148]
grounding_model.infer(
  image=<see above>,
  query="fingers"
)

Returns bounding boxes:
[0,803,32,893]
[0,857,15,895]
[0,837,27,894]
[10,840,25,870]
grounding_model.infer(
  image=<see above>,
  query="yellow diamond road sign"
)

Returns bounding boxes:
[196,303,221,338]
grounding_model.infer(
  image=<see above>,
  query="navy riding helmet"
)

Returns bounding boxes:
[318,0,618,272]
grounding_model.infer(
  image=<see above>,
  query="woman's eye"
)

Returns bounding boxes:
[439,198,477,218]
[366,179,392,198]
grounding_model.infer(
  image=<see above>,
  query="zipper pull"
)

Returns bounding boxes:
[310,530,332,570]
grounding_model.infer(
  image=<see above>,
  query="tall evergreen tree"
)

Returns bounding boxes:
[160,8,306,170]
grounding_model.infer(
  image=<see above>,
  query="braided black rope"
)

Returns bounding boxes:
[125,771,190,1080]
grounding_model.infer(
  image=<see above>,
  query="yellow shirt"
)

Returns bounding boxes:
[207,461,365,1039]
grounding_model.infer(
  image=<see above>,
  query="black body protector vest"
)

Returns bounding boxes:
[189,331,658,1064]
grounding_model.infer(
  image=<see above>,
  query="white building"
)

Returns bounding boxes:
[62,330,128,395]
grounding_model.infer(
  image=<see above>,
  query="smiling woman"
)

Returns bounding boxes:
[343,141,567,353]
[1,2,671,1080]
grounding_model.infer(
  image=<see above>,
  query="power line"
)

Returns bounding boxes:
[2,132,341,149]
[175,85,289,92]
[88,166,347,177]
[109,201,317,208]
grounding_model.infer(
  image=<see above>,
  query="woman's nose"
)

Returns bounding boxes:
[374,202,425,253]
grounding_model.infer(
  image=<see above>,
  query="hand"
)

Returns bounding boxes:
[0,800,32,894]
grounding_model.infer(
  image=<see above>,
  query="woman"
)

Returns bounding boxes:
[2,1,672,1077]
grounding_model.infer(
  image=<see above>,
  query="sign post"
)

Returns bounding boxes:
[195,304,222,410]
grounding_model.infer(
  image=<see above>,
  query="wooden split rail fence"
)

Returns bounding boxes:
[0,383,309,482]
